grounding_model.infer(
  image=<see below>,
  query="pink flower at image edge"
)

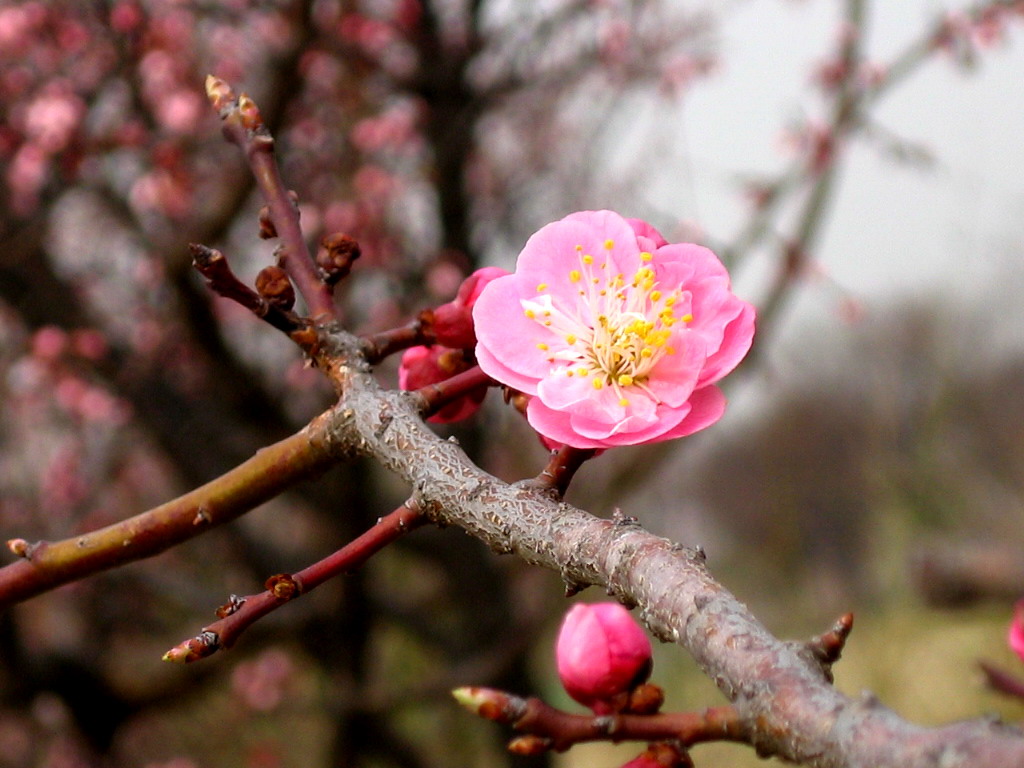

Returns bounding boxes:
[555,602,652,713]
[1009,599,1024,662]
[473,210,755,449]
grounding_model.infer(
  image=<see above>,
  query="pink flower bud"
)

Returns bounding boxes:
[1009,599,1024,662]
[432,266,509,349]
[398,345,485,423]
[555,602,652,713]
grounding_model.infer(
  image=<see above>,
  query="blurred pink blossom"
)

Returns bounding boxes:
[231,648,295,712]
[1009,600,1024,662]
[31,326,69,362]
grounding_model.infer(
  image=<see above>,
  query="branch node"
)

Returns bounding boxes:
[264,573,301,600]
[215,594,246,619]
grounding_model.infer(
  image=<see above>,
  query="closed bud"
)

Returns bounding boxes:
[507,735,552,756]
[205,74,234,112]
[317,233,362,286]
[556,602,652,713]
[258,205,276,239]
[431,266,508,349]
[624,682,665,715]
[255,266,295,311]
[237,93,264,130]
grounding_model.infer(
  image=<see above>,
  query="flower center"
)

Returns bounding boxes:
[521,242,693,407]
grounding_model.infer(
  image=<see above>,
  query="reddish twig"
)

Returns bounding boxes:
[452,687,748,752]
[527,445,599,498]
[361,320,434,364]
[414,365,495,419]
[190,243,308,337]
[0,410,343,608]
[163,501,428,662]
[205,76,336,322]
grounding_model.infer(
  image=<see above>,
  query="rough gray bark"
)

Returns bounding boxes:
[317,326,1024,768]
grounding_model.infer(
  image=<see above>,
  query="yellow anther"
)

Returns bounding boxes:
[566,369,575,377]
[666,346,676,355]
[682,313,694,323]
[544,321,551,326]
[619,398,630,407]
[650,290,662,302]
[524,309,535,318]
[618,374,634,387]
[604,239,615,249]
[536,283,548,292]
[592,377,604,390]
[664,296,676,307]
[641,348,653,358]
[582,254,594,264]
[575,244,583,251]
[569,269,581,283]
[566,334,577,345]
[537,342,549,351]
[640,252,652,262]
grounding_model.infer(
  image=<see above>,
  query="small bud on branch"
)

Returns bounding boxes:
[255,266,296,312]
[317,233,362,287]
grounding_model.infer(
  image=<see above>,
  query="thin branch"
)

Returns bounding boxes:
[361,320,434,364]
[526,445,598,498]
[453,687,746,751]
[0,410,344,607]
[309,324,1024,768]
[413,365,495,419]
[205,76,337,322]
[163,501,427,662]
[190,243,308,337]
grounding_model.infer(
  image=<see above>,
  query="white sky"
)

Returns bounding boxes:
[667,0,1024,304]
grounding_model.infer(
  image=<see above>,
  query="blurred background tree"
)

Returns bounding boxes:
[0,1,1022,766]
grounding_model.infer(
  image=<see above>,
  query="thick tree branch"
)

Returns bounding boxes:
[310,324,1024,768]
[2,318,1022,765]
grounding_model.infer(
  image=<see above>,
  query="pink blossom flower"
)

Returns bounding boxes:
[473,211,754,449]
[555,602,652,713]
[398,345,484,423]
[1009,599,1024,662]
[432,266,509,349]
